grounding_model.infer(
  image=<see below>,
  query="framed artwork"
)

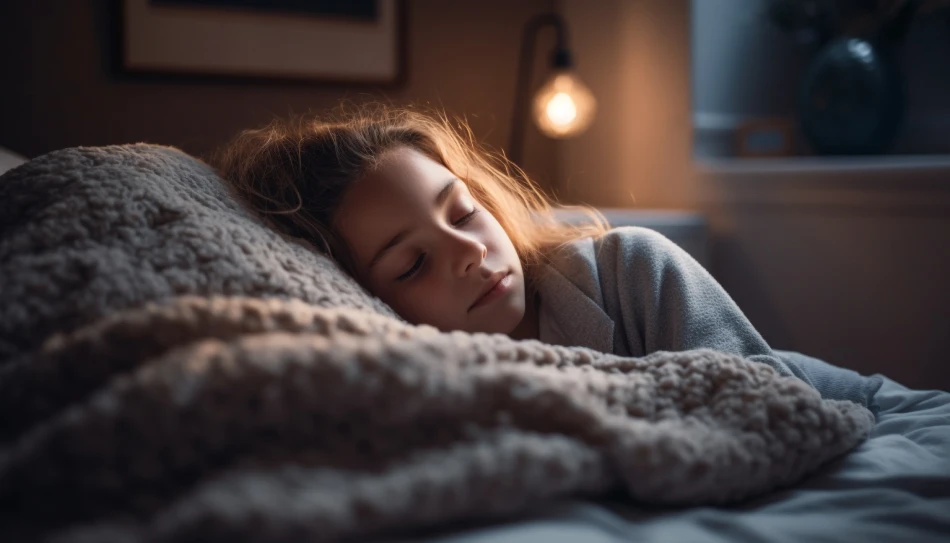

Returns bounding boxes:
[120,0,406,85]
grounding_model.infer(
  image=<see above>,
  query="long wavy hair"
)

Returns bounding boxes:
[209,103,608,291]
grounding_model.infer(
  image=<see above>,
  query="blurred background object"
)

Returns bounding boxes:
[767,0,950,155]
[508,12,597,170]
[121,0,404,84]
[0,0,566,192]
[694,0,950,159]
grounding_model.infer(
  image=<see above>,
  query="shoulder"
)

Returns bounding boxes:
[542,226,680,280]
[592,226,679,251]
[587,226,687,271]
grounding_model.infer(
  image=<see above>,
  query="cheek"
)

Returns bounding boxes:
[482,213,509,241]
[377,278,458,326]
[486,218,517,255]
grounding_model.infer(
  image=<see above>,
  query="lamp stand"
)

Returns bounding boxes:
[508,13,572,168]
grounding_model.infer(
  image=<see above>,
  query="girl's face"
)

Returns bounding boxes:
[333,147,528,335]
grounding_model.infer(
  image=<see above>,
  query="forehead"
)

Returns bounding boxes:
[338,147,456,222]
[333,147,458,264]
[362,147,452,201]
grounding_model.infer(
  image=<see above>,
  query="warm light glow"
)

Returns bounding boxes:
[545,93,578,127]
[532,71,597,138]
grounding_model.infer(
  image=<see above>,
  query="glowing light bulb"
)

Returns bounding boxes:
[545,93,578,126]
[532,71,596,138]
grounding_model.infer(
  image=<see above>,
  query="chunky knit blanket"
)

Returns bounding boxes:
[0,146,874,542]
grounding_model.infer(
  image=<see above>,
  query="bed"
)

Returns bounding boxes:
[0,144,947,543]
[395,375,950,542]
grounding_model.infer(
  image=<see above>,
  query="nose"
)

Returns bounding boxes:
[450,231,487,278]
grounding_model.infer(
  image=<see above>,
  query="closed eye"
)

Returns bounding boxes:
[397,253,425,281]
[453,208,479,226]
[395,208,479,282]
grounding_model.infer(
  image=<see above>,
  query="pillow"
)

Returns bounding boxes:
[0,144,397,364]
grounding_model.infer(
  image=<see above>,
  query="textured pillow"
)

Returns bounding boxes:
[0,144,398,365]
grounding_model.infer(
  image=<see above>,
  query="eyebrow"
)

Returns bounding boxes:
[367,178,459,271]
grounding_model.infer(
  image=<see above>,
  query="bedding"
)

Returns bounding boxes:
[0,296,872,542]
[0,145,945,542]
[394,375,950,543]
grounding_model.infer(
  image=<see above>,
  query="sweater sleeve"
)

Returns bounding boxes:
[595,227,812,383]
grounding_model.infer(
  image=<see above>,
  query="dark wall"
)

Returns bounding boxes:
[0,0,558,184]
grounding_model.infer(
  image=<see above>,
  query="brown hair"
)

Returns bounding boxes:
[209,103,608,288]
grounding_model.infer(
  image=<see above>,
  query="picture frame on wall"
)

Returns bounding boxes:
[120,0,406,85]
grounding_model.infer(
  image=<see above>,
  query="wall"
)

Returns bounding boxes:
[0,0,558,186]
[559,0,950,390]
[557,0,700,210]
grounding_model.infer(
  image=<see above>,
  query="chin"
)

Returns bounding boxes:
[481,300,526,336]
[482,317,519,336]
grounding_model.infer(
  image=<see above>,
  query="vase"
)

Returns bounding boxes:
[797,37,905,155]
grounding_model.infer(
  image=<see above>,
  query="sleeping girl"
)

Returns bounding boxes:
[211,104,882,411]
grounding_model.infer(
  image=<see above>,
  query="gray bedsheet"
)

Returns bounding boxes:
[393,375,950,542]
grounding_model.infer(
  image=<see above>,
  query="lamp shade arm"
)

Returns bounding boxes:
[508,13,571,167]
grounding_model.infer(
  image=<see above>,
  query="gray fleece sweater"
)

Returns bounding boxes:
[535,226,883,412]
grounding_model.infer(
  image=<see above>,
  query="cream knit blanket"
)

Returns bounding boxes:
[0,146,874,542]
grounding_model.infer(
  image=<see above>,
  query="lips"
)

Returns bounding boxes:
[470,270,510,310]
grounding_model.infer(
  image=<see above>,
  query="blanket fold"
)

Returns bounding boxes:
[0,296,874,543]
